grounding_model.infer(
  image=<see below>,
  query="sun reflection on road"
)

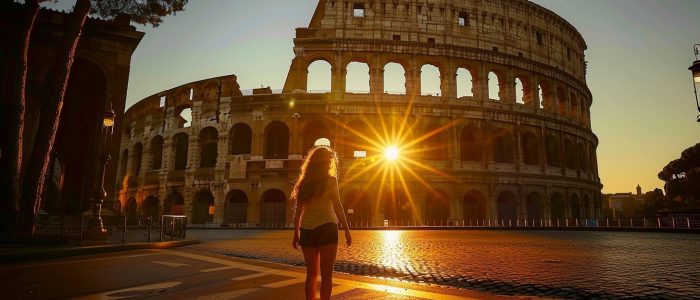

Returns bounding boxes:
[378,231,415,275]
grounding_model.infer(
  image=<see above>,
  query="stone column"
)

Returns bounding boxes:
[477,63,490,101]
[369,64,384,95]
[441,66,457,99]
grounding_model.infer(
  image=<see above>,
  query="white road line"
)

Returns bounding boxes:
[152,261,190,267]
[261,278,305,288]
[192,288,261,300]
[232,271,275,281]
[329,285,354,296]
[70,281,182,300]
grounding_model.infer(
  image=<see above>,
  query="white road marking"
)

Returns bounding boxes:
[261,277,305,288]
[329,285,354,297]
[192,288,261,300]
[152,261,190,267]
[70,281,182,300]
[232,271,275,281]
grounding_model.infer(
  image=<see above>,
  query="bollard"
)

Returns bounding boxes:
[575,219,579,227]
[509,219,512,227]
[643,218,646,228]
[606,219,609,227]
[630,218,633,227]
[672,218,676,229]
[657,218,661,228]
[617,219,621,227]
[147,216,152,242]
[688,217,691,229]
[557,219,560,227]
[566,219,569,227]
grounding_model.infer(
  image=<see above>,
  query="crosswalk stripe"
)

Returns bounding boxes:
[262,278,305,288]
[232,271,274,281]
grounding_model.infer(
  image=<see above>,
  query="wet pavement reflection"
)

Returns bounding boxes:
[187,230,700,298]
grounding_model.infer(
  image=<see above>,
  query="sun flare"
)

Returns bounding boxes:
[384,146,400,161]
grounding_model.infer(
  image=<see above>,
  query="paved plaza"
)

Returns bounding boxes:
[187,229,700,299]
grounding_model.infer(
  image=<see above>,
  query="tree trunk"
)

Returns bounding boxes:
[20,0,92,237]
[1,0,40,240]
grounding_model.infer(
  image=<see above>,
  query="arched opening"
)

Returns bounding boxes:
[307,60,332,93]
[176,106,192,128]
[199,127,218,168]
[384,62,406,94]
[424,190,450,224]
[229,123,252,155]
[173,133,189,170]
[264,121,289,159]
[342,120,373,158]
[422,123,448,160]
[150,136,164,170]
[125,197,137,222]
[343,190,372,225]
[463,190,486,221]
[537,84,545,109]
[564,138,576,170]
[488,71,500,101]
[515,78,525,104]
[302,120,332,151]
[582,195,591,218]
[521,131,540,165]
[493,128,514,163]
[456,68,474,98]
[261,189,286,224]
[192,189,215,225]
[570,92,579,120]
[383,189,410,223]
[132,143,143,176]
[460,126,483,162]
[225,189,248,224]
[164,191,185,215]
[420,64,441,96]
[556,87,567,116]
[550,193,565,219]
[571,194,581,219]
[578,142,589,173]
[346,62,370,93]
[526,192,543,220]
[496,191,517,221]
[545,134,560,167]
[142,196,160,218]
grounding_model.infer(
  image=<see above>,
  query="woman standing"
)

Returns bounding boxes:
[291,146,352,300]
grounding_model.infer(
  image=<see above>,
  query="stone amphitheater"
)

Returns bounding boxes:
[117,0,602,227]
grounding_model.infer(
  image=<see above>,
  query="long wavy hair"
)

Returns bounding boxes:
[291,146,339,205]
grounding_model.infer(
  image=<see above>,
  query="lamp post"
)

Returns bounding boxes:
[84,108,115,241]
[689,44,700,122]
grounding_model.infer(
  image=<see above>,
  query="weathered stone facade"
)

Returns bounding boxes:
[118,0,601,227]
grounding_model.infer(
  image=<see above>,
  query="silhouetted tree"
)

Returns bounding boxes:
[8,0,187,238]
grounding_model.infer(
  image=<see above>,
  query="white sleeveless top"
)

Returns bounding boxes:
[300,179,338,229]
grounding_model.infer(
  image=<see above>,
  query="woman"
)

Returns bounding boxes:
[291,146,352,300]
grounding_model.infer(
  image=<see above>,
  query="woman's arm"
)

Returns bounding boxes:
[330,178,352,247]
[292,201,303,249]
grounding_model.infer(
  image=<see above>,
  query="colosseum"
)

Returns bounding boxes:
[117,0,602,227]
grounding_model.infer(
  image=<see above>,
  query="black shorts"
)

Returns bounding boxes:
[299,222,338,247]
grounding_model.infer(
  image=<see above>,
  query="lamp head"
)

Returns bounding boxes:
[690,60,700,83]
[103,109,116,127]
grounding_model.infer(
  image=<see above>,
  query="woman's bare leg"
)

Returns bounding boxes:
[301,247,321,300]
[319,244,338,300]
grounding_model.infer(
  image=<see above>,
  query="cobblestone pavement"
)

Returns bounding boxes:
[186,230,700,299]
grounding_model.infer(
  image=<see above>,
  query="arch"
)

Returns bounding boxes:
[307,60,332,93]
[142,196,160,218]
[346,62,370,93]
[582,194,591,218]
[460,126,483,162]
[192,189,215,225]
[125,197,137,221]
[420,64,441,96]
[132,143,143,176]
[526,192,543,220]
[199,127,218,168]
[564,138,576,170]
[545,134,561,167]
[488,71,501,101]
[550,193,565,218]
[384,62,406,94]
[261,189,286,224]
[229,123,252,155]
[173,133,189,170]
[343,190,372,224]
[521,131,540,165]
[571,194,581,219]
[342,120,374,158]
[150,136,164,170]
[302,119,332,151]
[556,87,567,116]
[537,84,545,109]
[425,190,450,223]
[175,105,192,128]
[456,68,474,98]
[422,123,449,160]
[264,121,290,159]
[570,92,579,120]
[492,128,514,163]
[463,190,486,220]
[164,191,185,215]
[225,189,248,224]
[383,188,410,222]
[515,78,525,104]
[496,191,517,221]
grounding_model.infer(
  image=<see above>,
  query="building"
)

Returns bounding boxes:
[0,3,143,229]
[117,0,602,227]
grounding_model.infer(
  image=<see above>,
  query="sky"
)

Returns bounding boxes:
[42,0,700,194]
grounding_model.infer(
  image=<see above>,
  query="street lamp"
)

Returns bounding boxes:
[689,44,700,122]
[85,108,115,241]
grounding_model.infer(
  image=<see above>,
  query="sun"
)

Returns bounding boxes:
[384,146,400,161]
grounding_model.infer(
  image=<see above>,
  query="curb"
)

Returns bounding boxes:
[0,239,200,264]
